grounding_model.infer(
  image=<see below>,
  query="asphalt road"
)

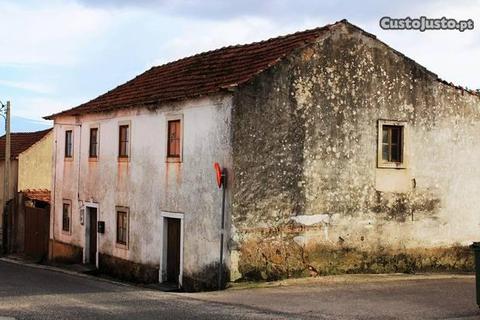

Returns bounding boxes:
[0,260,479,319]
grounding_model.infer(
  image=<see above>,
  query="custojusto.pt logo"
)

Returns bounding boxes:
[380,16,474,32]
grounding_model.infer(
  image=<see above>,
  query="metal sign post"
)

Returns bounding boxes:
[214,163,227,290]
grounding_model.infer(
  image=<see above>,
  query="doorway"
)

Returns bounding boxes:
[166,218,181,283]
[24,205,50,260]
[160,212,184,286]
[85,206,97,266]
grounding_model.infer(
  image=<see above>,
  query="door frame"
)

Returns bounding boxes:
[159,211,184,287]
[83,202,99,268]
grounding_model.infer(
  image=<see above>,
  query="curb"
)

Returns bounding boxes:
[226,273,475,291]
[0,257,134,289]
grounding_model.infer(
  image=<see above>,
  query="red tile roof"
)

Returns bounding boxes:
[21,189,51,204]
[0,129,52,161]
[45,21,342,119]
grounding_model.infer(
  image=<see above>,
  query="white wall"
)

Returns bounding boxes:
[51,94,232,281]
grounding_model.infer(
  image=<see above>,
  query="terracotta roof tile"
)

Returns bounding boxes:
[0,129,52,161]
[45,21,340,119]
[21,189,51,204]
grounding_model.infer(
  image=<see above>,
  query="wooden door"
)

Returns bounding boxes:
[89,208,97,265]
[166,218,181,283]
[24,206,49,259]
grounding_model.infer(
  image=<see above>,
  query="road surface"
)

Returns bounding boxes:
[0,260,478,319]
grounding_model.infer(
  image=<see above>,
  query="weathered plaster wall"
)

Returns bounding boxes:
[0,160,19,203]
[231,23,480,281]
[0,160,18,249]
[18,132,53,192]
[51,95,232,290]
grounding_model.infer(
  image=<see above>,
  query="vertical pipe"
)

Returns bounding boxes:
[50,126,58,261]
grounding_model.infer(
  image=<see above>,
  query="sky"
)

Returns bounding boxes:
[0,0,479,132]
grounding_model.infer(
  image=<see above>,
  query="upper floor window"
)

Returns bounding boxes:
[167,119,181,159]
[89,128,99,158]
[378,120,406,169]
[65,130,73,158]
[118,125,130,158]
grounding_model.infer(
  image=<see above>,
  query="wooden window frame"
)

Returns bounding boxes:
[118,123,130,161]
[377,120,407,169]
[166,115,183,163]
[65,130,73,159]
[115,207,129,248]
[89,127,99,159]
[62,200,72,234]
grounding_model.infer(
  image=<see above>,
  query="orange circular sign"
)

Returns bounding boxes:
[214,162,223,188]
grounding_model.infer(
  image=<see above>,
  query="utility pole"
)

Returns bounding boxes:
[0,101,11,254]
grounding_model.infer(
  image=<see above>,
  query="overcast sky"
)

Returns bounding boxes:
[0,0,479,132]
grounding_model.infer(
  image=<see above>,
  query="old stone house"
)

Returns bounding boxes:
[46,20,480,291]
[0,128,53,255]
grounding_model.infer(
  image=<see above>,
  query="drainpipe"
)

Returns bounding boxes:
[50,127,57,260]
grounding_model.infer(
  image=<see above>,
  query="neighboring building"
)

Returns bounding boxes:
[45,20,480,291]
[0,129,53,254]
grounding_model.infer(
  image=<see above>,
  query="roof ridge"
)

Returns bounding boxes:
[150,21,340,70]
[0,128,52,136]
[44,20,345,119]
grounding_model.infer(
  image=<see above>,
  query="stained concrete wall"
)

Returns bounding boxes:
[231,22,480,281]
[51,95,232,290]
[0,160,18,249]
[18,132,53,192]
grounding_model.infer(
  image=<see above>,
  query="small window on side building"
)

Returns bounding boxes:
[377,120,406,169]
[62,202,71,233]
[118,125,130,158]
[89,128,99,158]
[65,130,73,158]
[382,125,403,163]
[116,208,128,246]
[167,120,181,159]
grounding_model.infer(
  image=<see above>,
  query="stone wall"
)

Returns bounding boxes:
[230,22,480,281]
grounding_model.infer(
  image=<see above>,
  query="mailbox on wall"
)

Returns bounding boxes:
[97,221,105,234]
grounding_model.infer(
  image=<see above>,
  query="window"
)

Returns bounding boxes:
[382,126,403,163]
[89,128,99,158]
[378,120,406,168]
[62,202,71,232]
[116,208,128,246]
[65,130,73,158]
[167,120,181,158]
[118,125,129,158]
